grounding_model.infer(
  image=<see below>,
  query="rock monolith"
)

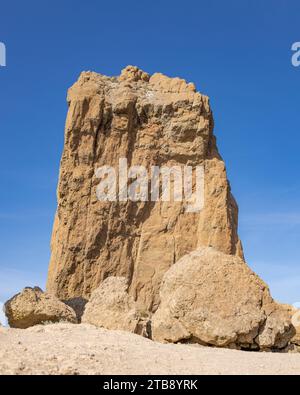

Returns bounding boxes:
[47,66,243,312]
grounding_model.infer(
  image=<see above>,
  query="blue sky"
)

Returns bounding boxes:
[0,0,299,323]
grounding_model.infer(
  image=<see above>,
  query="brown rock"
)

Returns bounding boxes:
[82,277,149,335]
[47,66,243,312]
[257,302,295,349]
[290,308,300,346]
[63,297,88,322]
[151,247,294,349]
[4,287,77,328]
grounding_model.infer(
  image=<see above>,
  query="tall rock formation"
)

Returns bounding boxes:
[47,66,243,312]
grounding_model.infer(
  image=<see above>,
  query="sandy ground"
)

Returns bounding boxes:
[0,323,300,375]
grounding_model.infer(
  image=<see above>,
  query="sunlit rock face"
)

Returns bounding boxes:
[47,66,243,312]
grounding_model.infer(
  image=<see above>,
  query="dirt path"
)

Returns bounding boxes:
[0,323,299,375]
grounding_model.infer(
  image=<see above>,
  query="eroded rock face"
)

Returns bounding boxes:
[47,65,243,312]
[151,248,295,350]
[4,287,77,328]
[82,277,150,336]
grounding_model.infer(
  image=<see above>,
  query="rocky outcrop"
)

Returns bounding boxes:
[151,247,295,350]
[47,65,243,312]
[4,287,77,328]
[82,277,150,336]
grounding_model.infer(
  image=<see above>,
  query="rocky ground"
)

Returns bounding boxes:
[0,323,300,375]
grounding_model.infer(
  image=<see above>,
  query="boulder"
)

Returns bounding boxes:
[82,277,150,336]
[4,287,77,328]
[151,247,295,350]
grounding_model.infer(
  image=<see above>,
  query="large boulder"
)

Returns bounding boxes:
[82,277,149,336]
[151,248,295,350]
[4,287,77,328]
[47,65,243,313]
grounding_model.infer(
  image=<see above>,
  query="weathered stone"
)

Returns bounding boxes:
[63,297,88,322]
[151,247,294,349]
[290,308,300,346]
[82,277,149,335]
[47,66,243,312]
[257,302,295,349]
[4,287,77,328]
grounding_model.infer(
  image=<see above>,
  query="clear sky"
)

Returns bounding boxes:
[0,0,299,322]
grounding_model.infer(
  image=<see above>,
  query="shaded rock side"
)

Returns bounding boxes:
[82,277,150,336]
[4,287,77,329]
[47,65,243,312]
[151,247,294,350]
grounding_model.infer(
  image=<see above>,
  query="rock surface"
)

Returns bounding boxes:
[82,277,149,336]
[63,297,88,322]
[290,309,300,347]
[151,247,294,350]
[257,302,295,349]
[47,65,243,312]
[1,323,300,375]
[4,287,77,328]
